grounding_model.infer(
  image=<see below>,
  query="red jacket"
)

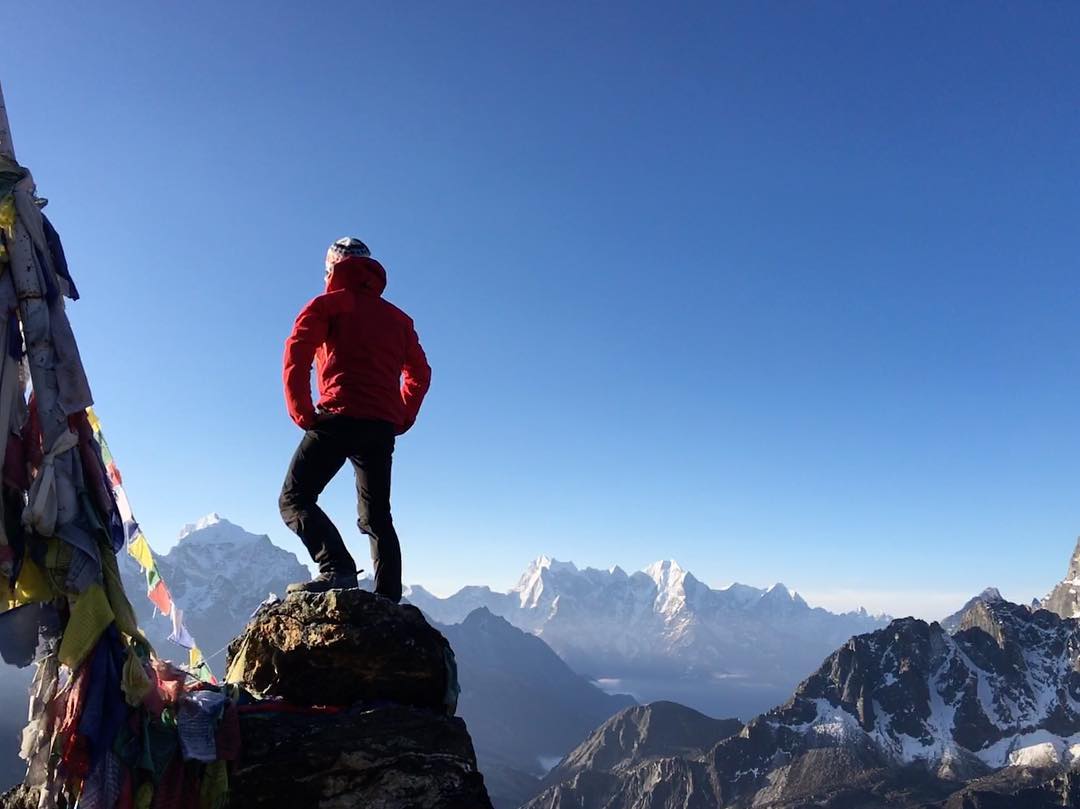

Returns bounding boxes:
[283,256,431,433]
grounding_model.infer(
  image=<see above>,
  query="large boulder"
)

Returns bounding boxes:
[233,703,490,809]
[226,589,456,714]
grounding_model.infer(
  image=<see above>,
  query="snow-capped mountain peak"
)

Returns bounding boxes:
[518,555,579,580]
[513,555,579,609]
[122,515,311,660]
[643,560,693,614]
[643,559,687,587]
[178,512,230,541]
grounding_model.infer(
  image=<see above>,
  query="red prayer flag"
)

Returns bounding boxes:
[147,580,173,615]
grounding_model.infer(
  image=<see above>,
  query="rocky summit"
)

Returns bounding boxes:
[223,588,491,808]
[226,588,456,712]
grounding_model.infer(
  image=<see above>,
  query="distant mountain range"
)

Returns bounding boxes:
[408,556,888,718]
[525,538,1080,808]
[119,517,895,723]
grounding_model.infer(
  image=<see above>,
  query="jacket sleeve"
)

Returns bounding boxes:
[398,321,431,435]
[283,297,328,429]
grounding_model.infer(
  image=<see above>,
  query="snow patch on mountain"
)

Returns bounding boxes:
[178,512,230,540]
[977,730,1080,769]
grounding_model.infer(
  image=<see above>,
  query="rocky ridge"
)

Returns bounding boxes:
[940,587,1005,633]
[525,598,1080,808]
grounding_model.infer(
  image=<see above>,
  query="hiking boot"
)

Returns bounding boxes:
[287,572,359,594]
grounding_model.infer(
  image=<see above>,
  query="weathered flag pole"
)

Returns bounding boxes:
[0,78,79,526]
[0,80,14,158]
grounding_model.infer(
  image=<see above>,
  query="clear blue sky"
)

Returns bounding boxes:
[3,3,1078,618]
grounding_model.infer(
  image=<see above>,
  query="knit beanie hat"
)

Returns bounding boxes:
[326,237,371,270]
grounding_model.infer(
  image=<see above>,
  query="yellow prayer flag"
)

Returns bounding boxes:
[200,761,229,809]
[135,783,153,809]
[86,407,102,434]
[121,647,153,707]
[189,647,203,669]
[58,584,115,669]
[13,558,54,606]
[127,533,155,571]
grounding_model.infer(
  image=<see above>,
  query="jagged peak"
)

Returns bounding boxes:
[1067,535,1080,580]
[719,582,766,602]
[643,559,688,586]
[957,596,1048,646]
[512,556,578,609]
[643,561,696,616]
[179,512,226,539]
[175,514,274,551]
[461,606,504,627]
[524,555,578,576]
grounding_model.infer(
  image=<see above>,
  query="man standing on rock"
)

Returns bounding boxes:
[279,238,431,601]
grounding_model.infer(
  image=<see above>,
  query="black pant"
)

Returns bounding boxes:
[279,416,402,601]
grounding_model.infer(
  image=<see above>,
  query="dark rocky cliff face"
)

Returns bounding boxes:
[2,589,494,809]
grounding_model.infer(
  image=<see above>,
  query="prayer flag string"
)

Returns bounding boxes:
[87,407,215,682]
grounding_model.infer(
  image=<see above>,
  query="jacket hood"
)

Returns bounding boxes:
[326,255,387,296]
